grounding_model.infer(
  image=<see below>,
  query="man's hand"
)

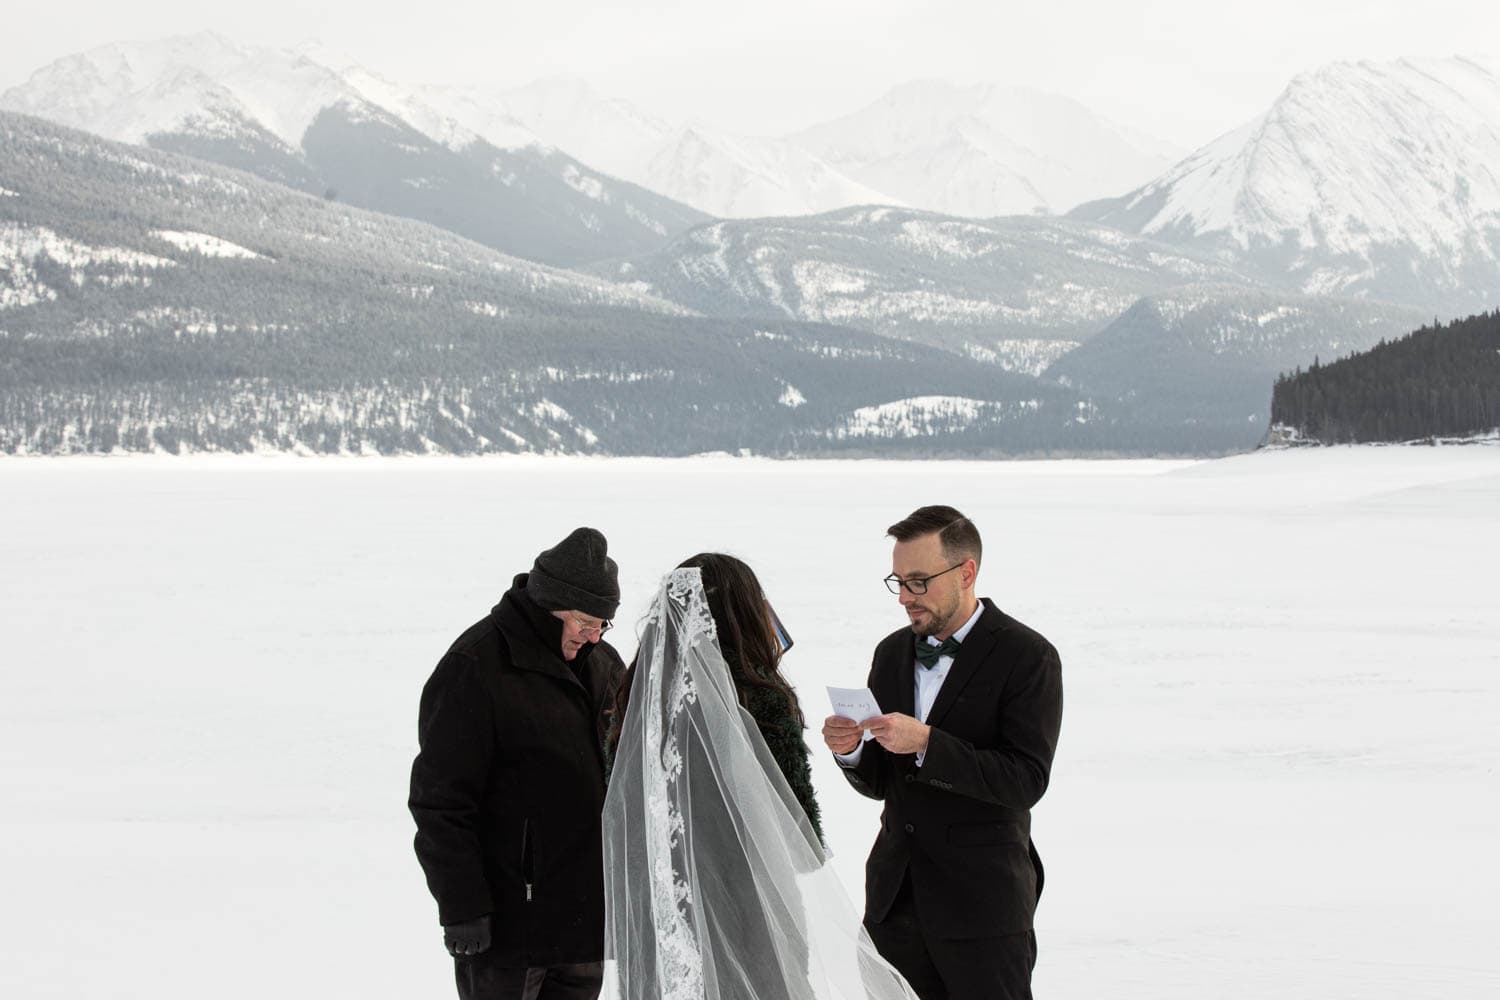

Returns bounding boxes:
[822,715,865,755]
[865,713,931,755]
[443,915,492,957]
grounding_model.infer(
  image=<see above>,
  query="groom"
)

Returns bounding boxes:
[823,506,1063,1000]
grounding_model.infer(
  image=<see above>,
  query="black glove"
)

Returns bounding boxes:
[443,915,492,957]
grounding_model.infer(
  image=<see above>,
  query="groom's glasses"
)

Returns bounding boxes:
[884,562,963,595]
[565,612,613,637]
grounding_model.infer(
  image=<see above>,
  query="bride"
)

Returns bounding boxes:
[602,555,917,1000]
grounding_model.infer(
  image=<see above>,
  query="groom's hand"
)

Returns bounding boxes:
[866,713,931,755]
[822,715,863,754]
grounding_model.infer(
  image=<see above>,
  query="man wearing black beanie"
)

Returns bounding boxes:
[410,528,625,1000]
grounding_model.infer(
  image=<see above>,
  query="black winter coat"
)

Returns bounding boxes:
[841,599,1062,938]
[409,577,624,967]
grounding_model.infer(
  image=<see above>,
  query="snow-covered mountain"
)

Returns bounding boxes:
[0,33,351,150]
[3,34,1185,225]
[3,111,1104,457]
[588,206,1250,367]
[791,81,1183,217]
[424,77,897,218]
[0,34,708,266]
[431,76,672,178]
[426,76,1175,219]
[1072,57,1500,314]
[637,126,900,219]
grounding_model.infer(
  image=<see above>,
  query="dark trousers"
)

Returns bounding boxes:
[865,875,1037,1000]
[454,959,604,1000]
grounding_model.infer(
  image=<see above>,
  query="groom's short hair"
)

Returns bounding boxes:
[887,505,982,567]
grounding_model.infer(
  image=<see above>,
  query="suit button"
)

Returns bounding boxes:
[904,823,915,834]
[904,774,915,783]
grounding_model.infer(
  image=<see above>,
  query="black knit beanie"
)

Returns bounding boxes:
[525,527,621,620]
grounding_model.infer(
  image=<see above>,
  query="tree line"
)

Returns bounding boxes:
[1270,311,1500,443]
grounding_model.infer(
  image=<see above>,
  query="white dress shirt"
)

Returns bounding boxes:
[837,602,985,768]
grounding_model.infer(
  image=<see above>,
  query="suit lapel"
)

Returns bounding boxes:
[877,638,916,718]
[925,600,1004,729]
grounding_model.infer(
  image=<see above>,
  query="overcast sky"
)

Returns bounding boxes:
[4,1,1496,149]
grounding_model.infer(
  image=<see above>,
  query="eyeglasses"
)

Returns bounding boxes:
[884,562,964,595]
[564,612,613,637]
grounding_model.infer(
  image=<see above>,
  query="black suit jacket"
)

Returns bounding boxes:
[841,598,1063,938]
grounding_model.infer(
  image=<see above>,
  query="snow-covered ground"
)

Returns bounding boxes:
[1,448,1497,998]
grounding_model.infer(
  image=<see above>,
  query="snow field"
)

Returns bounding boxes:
[0,448,1496,997]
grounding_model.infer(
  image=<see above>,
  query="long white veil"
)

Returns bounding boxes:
[603,568,917,1000]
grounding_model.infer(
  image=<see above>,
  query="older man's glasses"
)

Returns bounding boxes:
[565,612,613,637]
[884,562,963,595]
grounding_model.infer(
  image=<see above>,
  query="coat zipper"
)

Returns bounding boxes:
[521,818,534,902]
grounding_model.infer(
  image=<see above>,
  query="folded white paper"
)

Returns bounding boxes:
[826,685,882,741]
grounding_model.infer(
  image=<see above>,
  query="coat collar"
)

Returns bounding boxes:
[491,587,588,689]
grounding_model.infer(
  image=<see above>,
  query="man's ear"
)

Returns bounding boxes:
[962,557,978,589]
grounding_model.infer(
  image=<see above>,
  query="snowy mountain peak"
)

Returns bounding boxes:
[790,79,1182,217]
[0,35,500,154]
[2,35,367,149]
[1111,56,1500,255]
[436,79,898,218]
[1,38,711,268]
[1072,56,1500,312]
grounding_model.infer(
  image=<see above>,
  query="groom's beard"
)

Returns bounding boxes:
[907,591,960,637]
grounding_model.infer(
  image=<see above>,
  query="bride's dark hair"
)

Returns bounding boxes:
[607,552,804,758]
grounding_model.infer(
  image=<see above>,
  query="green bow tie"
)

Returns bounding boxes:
[914,636,961,669]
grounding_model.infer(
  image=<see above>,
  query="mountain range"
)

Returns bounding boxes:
[0,35,709,267]
[4,36,1499,457]
[1,34,1179,221]
[586,207,1251,366]
[1,111,1112,456]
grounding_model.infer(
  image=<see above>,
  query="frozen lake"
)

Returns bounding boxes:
[2,448,1497,998]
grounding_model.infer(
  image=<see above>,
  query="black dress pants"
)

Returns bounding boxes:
[454,958,604,1000]
[864,874,1037,1000]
